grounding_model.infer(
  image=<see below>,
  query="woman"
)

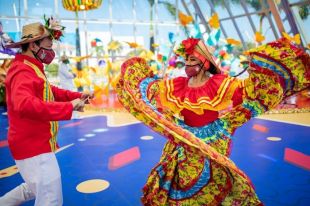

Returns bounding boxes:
[116,37,309,205]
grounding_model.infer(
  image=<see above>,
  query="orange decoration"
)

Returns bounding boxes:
[208,13,220,29]
[226,38,241,45]
[255,32,265,43]
[178,11,193,26]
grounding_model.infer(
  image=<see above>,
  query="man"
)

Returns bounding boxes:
[58,54,75,90]
[0,17,93,206]
[58,54,80,119]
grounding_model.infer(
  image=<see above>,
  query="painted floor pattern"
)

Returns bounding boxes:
[0,106,309,206]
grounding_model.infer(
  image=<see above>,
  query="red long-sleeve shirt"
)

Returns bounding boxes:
[5,54,82,160]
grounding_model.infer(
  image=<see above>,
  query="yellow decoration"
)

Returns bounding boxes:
[150,64,158,74]
[62,0,103,11]
[178,11,193,26]
[239,55,248,63]
[152,43,159,48]
[226,38,241,45]
[108,40,122,51]
[139,50,154,61]
[208,13,220,29]
[125,41,140,48]
[255,32,265,43]
[71,54,91,62]
[111,74,120,89]
[93,84,105,98]
[282,32,301,45]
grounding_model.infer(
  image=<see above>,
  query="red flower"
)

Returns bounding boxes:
[182,38,200,55]
[53,30,62,40]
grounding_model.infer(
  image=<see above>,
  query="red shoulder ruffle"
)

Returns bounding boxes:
[159,74,244,115]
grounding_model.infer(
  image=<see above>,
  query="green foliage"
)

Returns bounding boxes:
[0,86,5,105]
[159,1,177,17]
[45,63,59,77]
[147,0,154,6]
[234,42,256,56]
[299,5,309,20]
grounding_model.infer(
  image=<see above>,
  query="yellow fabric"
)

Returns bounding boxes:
[24,60,59,152]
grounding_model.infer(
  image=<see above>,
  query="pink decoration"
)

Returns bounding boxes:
[62,121,83,128]
[0,140,8,147]
[108,146,141,170]
[252,124,268,133]
[284,148,310,170]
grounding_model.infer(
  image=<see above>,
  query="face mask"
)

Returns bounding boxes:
[185,63,203,77]
[34,47,55,64]
[63,59,70,64]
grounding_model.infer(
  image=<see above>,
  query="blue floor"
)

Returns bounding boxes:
[0,106,309,206]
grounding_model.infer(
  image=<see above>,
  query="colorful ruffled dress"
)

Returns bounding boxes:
[116,38,309,206]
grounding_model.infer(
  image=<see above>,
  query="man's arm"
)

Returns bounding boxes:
[50,85,82,102]
[10,71,74,121]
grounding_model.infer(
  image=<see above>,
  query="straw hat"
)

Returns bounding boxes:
[5,22,50,48]
[193,40,221,74]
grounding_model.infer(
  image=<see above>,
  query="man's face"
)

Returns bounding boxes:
[30,36,53,53]
[38,36,53,49]
[29,36,55,64]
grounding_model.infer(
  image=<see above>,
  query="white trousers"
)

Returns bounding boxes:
[0,152,63,206]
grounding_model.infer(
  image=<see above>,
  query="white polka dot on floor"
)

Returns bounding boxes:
[140,135,154,140]
[266,137,282,141]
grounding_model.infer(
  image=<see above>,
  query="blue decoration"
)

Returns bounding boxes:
[168,32,175,44]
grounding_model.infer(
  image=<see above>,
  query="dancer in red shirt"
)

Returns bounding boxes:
[0,17,93,206]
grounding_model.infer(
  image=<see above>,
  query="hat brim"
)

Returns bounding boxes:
[5,32,50,49]
[194,41,222,74]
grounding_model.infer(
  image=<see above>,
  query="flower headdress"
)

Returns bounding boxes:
[44,15,65,41]
[175,37,221,74]
[175,38,200,58]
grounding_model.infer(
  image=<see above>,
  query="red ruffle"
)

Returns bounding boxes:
[171,74,230,104]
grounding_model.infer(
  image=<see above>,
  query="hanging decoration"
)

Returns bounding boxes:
[62,0,103,11]
[206,29,221,46]
[254,31,265,43]
[208,13,220,29]
[178,11,193,26]
[125,41,140,49]
[192,23,202,39]
[107,40,123,53]
[226,38,241,46]
[282,32,301,45]
[168,32,175,44]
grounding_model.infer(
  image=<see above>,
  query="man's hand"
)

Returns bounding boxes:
[71,98,85,112]
[81,92,94,104]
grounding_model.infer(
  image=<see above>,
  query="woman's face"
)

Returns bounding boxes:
[185,55,201,67]
[185,55,211,77]
[185,55,203,77]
